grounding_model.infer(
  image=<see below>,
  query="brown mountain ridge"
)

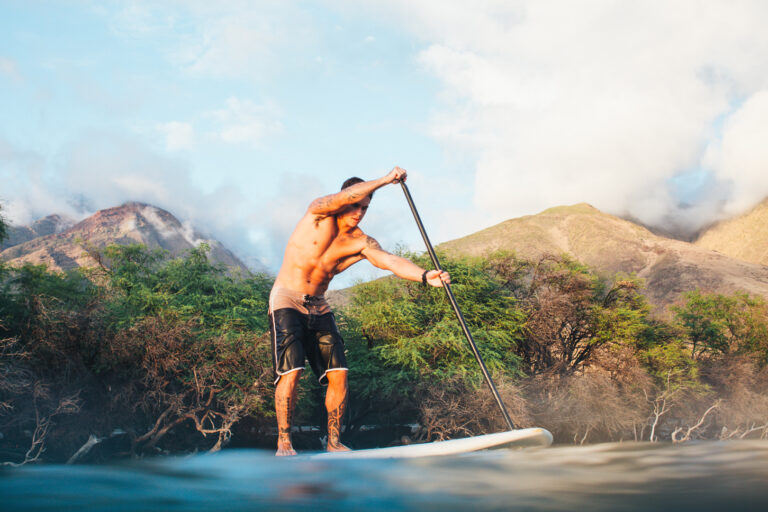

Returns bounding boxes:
[437,203,768,310]
[694,198,768,267]
[1,202,255,274]
[1,214,76,250]
[8,200,767,312]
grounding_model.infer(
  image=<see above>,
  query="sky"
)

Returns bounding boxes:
[2,1,768,288]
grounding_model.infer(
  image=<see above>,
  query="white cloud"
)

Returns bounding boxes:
[57,131,271,266]
[705,90,768,216]
[207,96,282,145]
[0,137,77,225]
[179,220,206,247]
[60,132,190,212]
[102,1,318,81]
[157,121,194,151]
[256,171,325,267]
[347,0,768,232]
[0,131,286,272]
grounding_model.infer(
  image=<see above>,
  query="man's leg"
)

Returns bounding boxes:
[275,369,302,456]
[325,369,350,452]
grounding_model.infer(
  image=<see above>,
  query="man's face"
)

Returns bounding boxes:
[338,196,371,227]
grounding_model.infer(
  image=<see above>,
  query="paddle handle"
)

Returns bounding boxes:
[400,181,516,431]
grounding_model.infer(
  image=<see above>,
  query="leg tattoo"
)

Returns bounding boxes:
[275,378,298,456]
[278,395,293,445]
[325,370,350,452]
[327,397,349,451]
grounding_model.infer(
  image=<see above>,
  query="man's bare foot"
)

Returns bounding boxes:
[327,441,351,452]
[276,433,296,456]
[276,445,297,456]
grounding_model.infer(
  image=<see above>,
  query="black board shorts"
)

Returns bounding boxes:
[268,286,348,385]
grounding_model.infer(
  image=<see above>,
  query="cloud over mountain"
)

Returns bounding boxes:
[0,131,276,271]
[358,0,768,234]
[5,1,768,284]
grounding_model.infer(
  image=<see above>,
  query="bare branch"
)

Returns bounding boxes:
[672,400,721,443]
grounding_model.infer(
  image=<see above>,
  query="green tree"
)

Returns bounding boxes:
[0,204,7,281]
[90,243,271,334]
[0,263,95,464]
[0,203,7,244]
[1,243,276,463]
[348,252,524,384]
[673,290,768,361]
[520,256,651,374]
[339,252,526,435]
[86,243,274,453]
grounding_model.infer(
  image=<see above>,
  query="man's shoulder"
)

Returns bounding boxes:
[348,227,370,240]
[337,228,372,246]
[295,210,334,227]
[357,231,383,250]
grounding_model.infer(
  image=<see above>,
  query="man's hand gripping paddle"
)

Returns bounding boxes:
[400,181,516,431]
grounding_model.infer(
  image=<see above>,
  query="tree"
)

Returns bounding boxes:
[86,244,274,454]
[348,252,524,384]
[1,244,276,463]
[0,203,7,244]
[673,290,768,361]
[520,256,650,375]
[340,252,526,437]
[0,264,93,465]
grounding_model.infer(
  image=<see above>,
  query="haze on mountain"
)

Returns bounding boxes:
[1,214,77,249]
[437,203,768,311]
[0,202,263,275]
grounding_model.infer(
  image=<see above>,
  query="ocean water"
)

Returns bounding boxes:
[2,441,768,511]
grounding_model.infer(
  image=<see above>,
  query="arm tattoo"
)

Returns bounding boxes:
[327,399,347,449]
[311,195,335,217]
[315,196,334,210]
[344,188,366,202]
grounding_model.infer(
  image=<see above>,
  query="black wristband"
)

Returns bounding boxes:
[421,270,429,285]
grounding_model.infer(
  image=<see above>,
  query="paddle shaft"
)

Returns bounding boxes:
[399,181,516,430]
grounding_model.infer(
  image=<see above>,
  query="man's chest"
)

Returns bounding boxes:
[317,234,365,266]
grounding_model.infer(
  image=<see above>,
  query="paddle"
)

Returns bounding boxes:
[399,181,516,431]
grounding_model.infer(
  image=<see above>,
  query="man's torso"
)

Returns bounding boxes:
[274,213,368,295]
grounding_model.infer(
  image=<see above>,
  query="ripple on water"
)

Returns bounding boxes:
[3,441,768,511]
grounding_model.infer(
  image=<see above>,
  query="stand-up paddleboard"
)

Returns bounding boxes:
[308,184,554,462]
[310,428,552,459]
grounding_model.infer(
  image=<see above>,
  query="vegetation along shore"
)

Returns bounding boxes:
[1,210,767,465]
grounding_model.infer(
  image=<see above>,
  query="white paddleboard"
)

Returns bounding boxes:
[309,427,552,459]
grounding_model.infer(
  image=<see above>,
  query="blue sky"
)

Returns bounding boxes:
[3,1,768,287]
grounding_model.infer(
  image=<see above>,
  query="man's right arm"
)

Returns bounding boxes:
[361,236,450,287]
[308,167,407,215]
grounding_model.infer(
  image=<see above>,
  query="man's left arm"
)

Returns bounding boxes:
[361,237,450,287]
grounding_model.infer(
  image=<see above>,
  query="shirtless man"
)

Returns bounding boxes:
[269,166,450,456]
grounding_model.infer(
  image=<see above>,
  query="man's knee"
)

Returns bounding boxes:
[325,369,348,388]
[276,368,303,389]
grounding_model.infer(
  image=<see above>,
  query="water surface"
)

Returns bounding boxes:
[3,441,768,511]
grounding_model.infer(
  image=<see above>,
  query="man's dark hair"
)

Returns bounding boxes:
[341,177,374,198]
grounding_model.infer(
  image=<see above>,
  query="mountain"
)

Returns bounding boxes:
[437,203,768,310]
[0,214,76,250]
[0,202,259,275]
[694,198,768,267]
